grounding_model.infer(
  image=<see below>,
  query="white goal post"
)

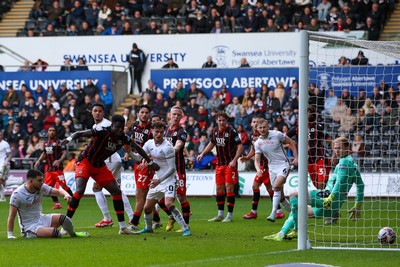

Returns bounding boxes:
[298,31,400,251]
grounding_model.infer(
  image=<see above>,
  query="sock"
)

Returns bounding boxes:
[52,228,62,238]
[280,198,291,212]
[131,212,141,226]
[0,184,4,198]
[290,196,299,229]
[181,200,191,224]
[59,214,75,237]
[94,191,111,221]
[216,193,225,214]
[67,192,83,219]
[111,194,125,224]
[158,198,172,215]
[271,190,281,216]
[51,196,60,204]
[122,192,134,221]
[280,212,295,235]
[227,192,235,213]
[153,210,161,222]
[252,188,260,211]
[66,188,73,196]
[169,205,188,231]
[0,184,5,198]
[144,211,154,230]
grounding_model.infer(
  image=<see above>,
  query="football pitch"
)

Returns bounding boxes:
[0,196,398,267]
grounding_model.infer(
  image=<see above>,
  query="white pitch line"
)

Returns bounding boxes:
[149,249,297,267]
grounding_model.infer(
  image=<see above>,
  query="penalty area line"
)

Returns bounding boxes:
[149,249,297,267]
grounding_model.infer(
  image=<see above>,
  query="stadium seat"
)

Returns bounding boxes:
[37,18,49,31]
[16,29,27,37]
[163,17,177,28]
[150,16,163,27]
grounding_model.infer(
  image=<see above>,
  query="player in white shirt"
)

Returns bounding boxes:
[7,169,90,238]
[0,131,12,202]
[91,103,134,228]
[134,121,191,236]
[254,119,298,222]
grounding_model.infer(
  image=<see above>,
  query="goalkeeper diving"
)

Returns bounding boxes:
[264,136,364,241]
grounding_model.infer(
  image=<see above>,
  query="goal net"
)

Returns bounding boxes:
[302,32,400,250]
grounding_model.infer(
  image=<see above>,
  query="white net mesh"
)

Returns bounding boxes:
[307,32,400,249]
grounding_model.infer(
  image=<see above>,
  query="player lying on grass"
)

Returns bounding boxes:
[264,136,364,241]
[131,121,191,236]
[7,169,90,239]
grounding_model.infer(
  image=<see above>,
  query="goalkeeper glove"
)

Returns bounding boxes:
[348,202,362,220]
[323,194,335,209]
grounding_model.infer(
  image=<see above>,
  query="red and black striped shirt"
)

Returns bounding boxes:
[250,131,268,168]
[42,138,66,172]
[165,126,187,174]
[211,125,242,166]
[79,127,130,168]
[130,121,153,147]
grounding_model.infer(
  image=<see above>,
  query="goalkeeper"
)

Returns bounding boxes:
[264,136,364,241]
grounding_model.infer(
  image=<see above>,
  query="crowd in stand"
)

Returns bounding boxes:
[17,0,395,40]
[2,52,400,171]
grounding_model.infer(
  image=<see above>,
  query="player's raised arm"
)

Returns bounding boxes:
[61,129,94,146]
[197,142,215,162]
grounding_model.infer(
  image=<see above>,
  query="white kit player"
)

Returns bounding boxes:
[91,103,134,227]
[133,121,191,236]
[254,119,298,222]
[7,169,90,238]
[0,131,12,202]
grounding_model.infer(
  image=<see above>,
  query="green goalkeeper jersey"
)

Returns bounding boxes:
[326,155,364,205]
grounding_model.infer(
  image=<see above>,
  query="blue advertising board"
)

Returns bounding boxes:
[151,68,299,98]
[0,71,112,91]
[309,65,400,96]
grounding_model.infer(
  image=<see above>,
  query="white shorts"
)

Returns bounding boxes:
[0,164,10,180]
[269,163,290,188]
[106,161,122,186]
[146,176,178,201]
[22,213,53,238]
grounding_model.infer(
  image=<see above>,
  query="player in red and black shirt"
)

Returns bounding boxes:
[287,105,331,189]
[197,111,244,222]
[128,105,156,229]
[34,126,73,210]
[240,115,285,220]
[62,115,159,235]
[161,106,191,231]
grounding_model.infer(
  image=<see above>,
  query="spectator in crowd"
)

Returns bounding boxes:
[32,59,48,71]
[162,57,179,68]
[322,88,338,118]
[210,20,230,33]
[167,89,178,107]
[338,56,349,66]
[271,115,288,132]
[351,134,365,158]
[265,90,281,113]
[365,107,380,134]
[218,85,232,110]
[4,86,18,106]
[75,57,89,70]
[127,43,147,95]
[43,107,58,132]
[370,87,382,106]
[46,0,64,28]
[340,88,356,111]
[225,96,242,123]
[238,57,251,68]
[332,98,348,124]
[224,0,241,31]
[355,108,366,132]
[31,109,44,133]
[355,89,367,109]
[66,23,80,36]
[99,84,113,118]
[141,79,162,100]
[206,90,222,112]
[64,152,77,172]
[174,80,186,103]
[53,117,66,139]
[282,105,297,128]
[131,11,146,34]
[338,107,357,133]
[18,60,32,72]
[363,17,380,40]
[202,56,217,68]
[362,98,376,115]
[6,122,26,146]
[102,22,121,35]
[97,3,111,27]
[25,133,43,158]
[351,50,369,65]
[317,0,331,22]
[138,92,153,110]
[84,78,99,99]
[60,106,74,135]
[380,104,397,133]
[234,107,250,131]
[60,57,75,71]
[122,107,135,128]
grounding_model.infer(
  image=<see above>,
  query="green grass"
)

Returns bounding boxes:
[0,196,399,267]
